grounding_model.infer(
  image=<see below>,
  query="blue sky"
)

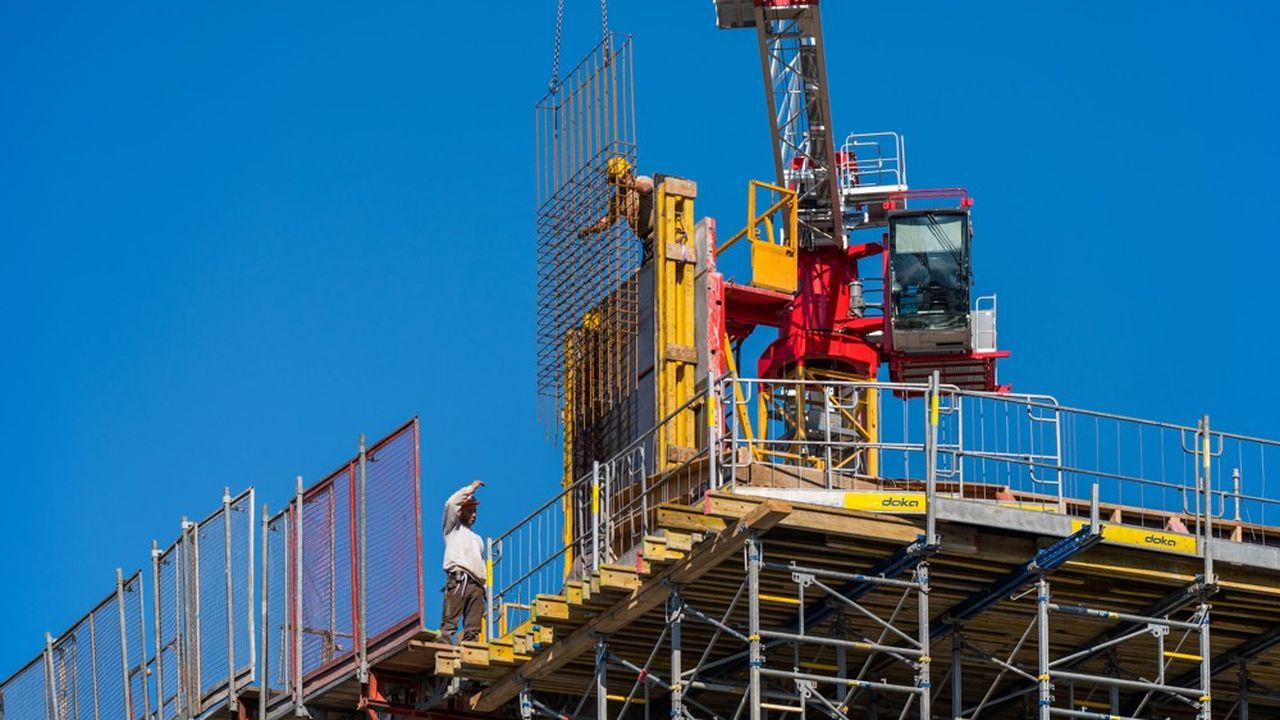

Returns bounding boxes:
[1,1,1277,672]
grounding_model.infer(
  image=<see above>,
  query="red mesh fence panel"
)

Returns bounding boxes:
[361,422,421,649]
[300,466,356,679]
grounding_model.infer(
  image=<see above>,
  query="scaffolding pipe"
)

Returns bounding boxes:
[916,562,931,719]
[748,535,762,720]
[358,434,369,683]
[670,589,683,718]
[595,639,607,720]
[151,542,165,720]
[224,488,237,712]
[116,569,133,720]
[293,476,306,717]
[259,505,270,720]
[1037,577,1051,720]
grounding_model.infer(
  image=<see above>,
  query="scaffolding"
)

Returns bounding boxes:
[5,379,1280,719]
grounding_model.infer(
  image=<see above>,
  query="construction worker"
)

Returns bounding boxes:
[440,479,486,644]
[579,155,655,260]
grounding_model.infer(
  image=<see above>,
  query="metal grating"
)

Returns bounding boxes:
[535,34,641,437]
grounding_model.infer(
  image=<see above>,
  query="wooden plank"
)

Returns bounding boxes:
[657,506,727,533]
[471,499,793,712]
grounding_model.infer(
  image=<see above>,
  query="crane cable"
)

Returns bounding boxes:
[547,0,611,93]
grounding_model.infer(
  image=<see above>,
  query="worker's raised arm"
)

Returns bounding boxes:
[579,208,614,237]
[443,480,483,534]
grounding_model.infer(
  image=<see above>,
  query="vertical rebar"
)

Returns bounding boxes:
[150,543,164,720]
[224,489,237,711]
[1037,576,1050,720]
[293,476,306,717]
[116,569,133,720]
[357,434,369,683]
[748,535,762,720]
[260,505,270,720]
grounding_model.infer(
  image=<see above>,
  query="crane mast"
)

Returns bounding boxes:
[717,0,845,247]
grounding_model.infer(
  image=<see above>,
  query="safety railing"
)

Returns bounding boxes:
[718,374,1280,548]
[716,180,799,294]
[487,392,712,641]
[146,487,256,719]
[838,131,907,192]
[0,418,422,720]
[0,571,147,720]
[285,419,423,705]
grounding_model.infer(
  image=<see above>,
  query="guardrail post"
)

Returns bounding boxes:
[925,371,940,546]
[357,434,369,684]
[293,476,308,718]
[485,537,495,642]
[1199,416,1215,720]
[116,569,133,720]
[823,385,833,490]
[223,488,237,712]
[591,462,601,573]
[44,631,59,720]
[259,505,270,720]
[246,490,256,690]
[707,380,719,491]
[151,542,165,720]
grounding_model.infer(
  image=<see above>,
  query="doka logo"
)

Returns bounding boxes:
[1144,534,1178,547]
[881,497,921,509]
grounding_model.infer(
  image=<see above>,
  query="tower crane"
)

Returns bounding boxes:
[714,0,1009,395]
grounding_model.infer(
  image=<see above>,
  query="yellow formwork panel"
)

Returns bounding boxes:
[655,177,699,470]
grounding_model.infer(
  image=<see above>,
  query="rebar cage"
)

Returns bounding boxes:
[535,34,640,442]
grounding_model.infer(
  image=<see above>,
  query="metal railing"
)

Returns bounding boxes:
[838,131,907,192]
[0,419,423,720]
[717,375,1280,545]
[0,571,147,720]
[487,392,712,641]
